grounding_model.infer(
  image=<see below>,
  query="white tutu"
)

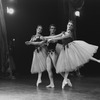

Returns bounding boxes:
[31,47,47,74]
[56,40,98,73]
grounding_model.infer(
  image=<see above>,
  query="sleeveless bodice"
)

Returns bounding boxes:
[48,42,57,51]
[34,37,42,42]
[62,37,73,46]
[32,35,44,52]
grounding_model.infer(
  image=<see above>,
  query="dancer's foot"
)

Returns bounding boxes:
[62,79,72,89]
[46,84,55,88]
[62,79,68,89]
[67,79,72,87]
[97,60,100,63]
[36,79,42,87]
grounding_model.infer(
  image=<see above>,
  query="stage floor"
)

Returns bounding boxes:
[0,76,100,100]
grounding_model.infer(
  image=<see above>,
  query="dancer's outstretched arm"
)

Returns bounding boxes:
[25,40,45,46]
[48,31,71,42]
[43,32,63,40]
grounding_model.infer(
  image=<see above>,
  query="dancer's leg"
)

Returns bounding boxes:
[59,72,65,78]
[90,57,100,63]
[46,56,54,88]
[36,72,42,87]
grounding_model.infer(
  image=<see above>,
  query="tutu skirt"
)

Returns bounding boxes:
[31,47,47,74]
[56,40,98,73]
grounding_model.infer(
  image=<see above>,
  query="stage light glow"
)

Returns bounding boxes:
[75,11,80,17]
[7,7,15,14]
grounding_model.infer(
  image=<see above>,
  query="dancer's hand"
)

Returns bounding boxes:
[25,41,31,45]
[48,39,52,42]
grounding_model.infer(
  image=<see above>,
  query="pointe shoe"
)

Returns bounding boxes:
[36,80,42,87]
[62,80,68,89]
[46,84,55,88]
[67,79,72,87]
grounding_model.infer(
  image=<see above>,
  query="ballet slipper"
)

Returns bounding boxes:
[67,79,72,87]
[36,80,42,87]
[62,79,68,89]
[46,84,55,88]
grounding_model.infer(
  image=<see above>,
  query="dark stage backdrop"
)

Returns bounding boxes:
[3,0,100,77]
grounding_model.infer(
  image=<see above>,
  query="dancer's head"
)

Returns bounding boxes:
[36,25,43,34]
[49,24,56,35]
[67,20,73,31]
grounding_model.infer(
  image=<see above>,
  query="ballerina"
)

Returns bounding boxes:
[48,20,100,89]
[25,25,47,87]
